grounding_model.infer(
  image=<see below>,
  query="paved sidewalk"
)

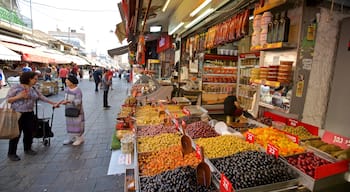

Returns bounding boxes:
[0,77,131,192]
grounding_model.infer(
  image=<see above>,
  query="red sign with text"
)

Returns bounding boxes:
[220,173,234,192]
[195,144,201,160]
[246,132,255,143]
[182,108,191,116]
[267,143,279,158]
[322,130,350,149]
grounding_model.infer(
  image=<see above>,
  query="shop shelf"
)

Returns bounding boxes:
[250,42,297,51]
[251,79,281,87]
[239,52,260,59]
[204,54,238,61]
[254,0,287,15]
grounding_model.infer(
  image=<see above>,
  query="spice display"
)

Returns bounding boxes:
[211,151,296,190]
[195,135,259,159]
[137,133,181,153]
[138,145,200,176]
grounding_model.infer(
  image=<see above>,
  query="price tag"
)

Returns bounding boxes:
[323,131,350,149]
[287,119,299,127]
[246,132,255,143]
[182,108,191,116]
[174,119,179,130]
[285,133,299,144]
[181,120,186,129]
[267,143,279,158]
[195,144,201,160]
[220,173,233,192]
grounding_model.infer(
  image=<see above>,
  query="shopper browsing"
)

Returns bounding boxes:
[6,72,59,161]
[59,75,85,146]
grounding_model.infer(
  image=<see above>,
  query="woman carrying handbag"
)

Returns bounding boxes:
[60,75,85,146]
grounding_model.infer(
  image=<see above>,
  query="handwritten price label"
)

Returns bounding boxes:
[267,143,279,158]
[246,132,255,143]
[181,120,186,129]
[220,173,233,192]
[195,144,201,160]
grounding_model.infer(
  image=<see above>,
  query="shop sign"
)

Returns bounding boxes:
[245,132,255,143]
[220,173,234,192]
[0,7,25,26]
[322,131,350,149]
[157,35,172,53]
[267,143,279,158]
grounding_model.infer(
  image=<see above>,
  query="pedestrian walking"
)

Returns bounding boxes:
[6,72,59,161]
[59,75,85,146]
[102,69,112,108]
[59,65,69,90]
[93,68,102,92]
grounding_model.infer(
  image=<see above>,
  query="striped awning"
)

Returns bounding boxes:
[0,43,21,61]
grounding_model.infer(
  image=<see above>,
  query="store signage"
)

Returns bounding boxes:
[322,130,350,149]
[246,132,255,143]
[195,144,202,160]
[267,143,279,158]
[157,35,172,53]
[220,173,234,192]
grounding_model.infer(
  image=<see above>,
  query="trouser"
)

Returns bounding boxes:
[8,112,35,155]
[95,80,100,91]
[61,77,67,89]
[103,89,109,107]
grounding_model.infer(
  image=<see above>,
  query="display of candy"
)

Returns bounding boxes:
[195,135,259,159]
[286,152,331,178]
[246,127,305,156]
[138,145,200,176]
[137,125,178,137]
[282,126,319,140]
[186,121,219,139]
[137,133,181,153]
[140,166,217,192]
[211,151,296,190]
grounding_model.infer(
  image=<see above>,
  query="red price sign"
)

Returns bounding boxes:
[195,144,201,160]
[323,130,350,149]
[182,108,191,116]
[285,133,299,144]
[220,173,233,192]
[181,120,186,129]
[267,143,279,158]
[287,118,299,127]
[246,132,255,143]
[174,119,179,130]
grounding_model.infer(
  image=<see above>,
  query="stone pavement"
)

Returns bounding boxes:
[0,77,131,192]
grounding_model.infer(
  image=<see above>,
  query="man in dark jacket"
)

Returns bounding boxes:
[92,68,102,92]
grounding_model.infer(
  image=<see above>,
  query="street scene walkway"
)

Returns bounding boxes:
[0,76,130,192]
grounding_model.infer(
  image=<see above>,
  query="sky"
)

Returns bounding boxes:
[17,0,126,56]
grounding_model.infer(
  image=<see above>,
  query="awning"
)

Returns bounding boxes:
[0,42,54,63]
[0,43,21,61]
[107,45,128,57]
[67,55,90,66]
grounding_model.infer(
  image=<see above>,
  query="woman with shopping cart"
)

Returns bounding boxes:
[6,72,60,161]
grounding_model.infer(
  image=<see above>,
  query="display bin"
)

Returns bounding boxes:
[282,153,349,191]
[209,157,299,192]
[125,168,136,192]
